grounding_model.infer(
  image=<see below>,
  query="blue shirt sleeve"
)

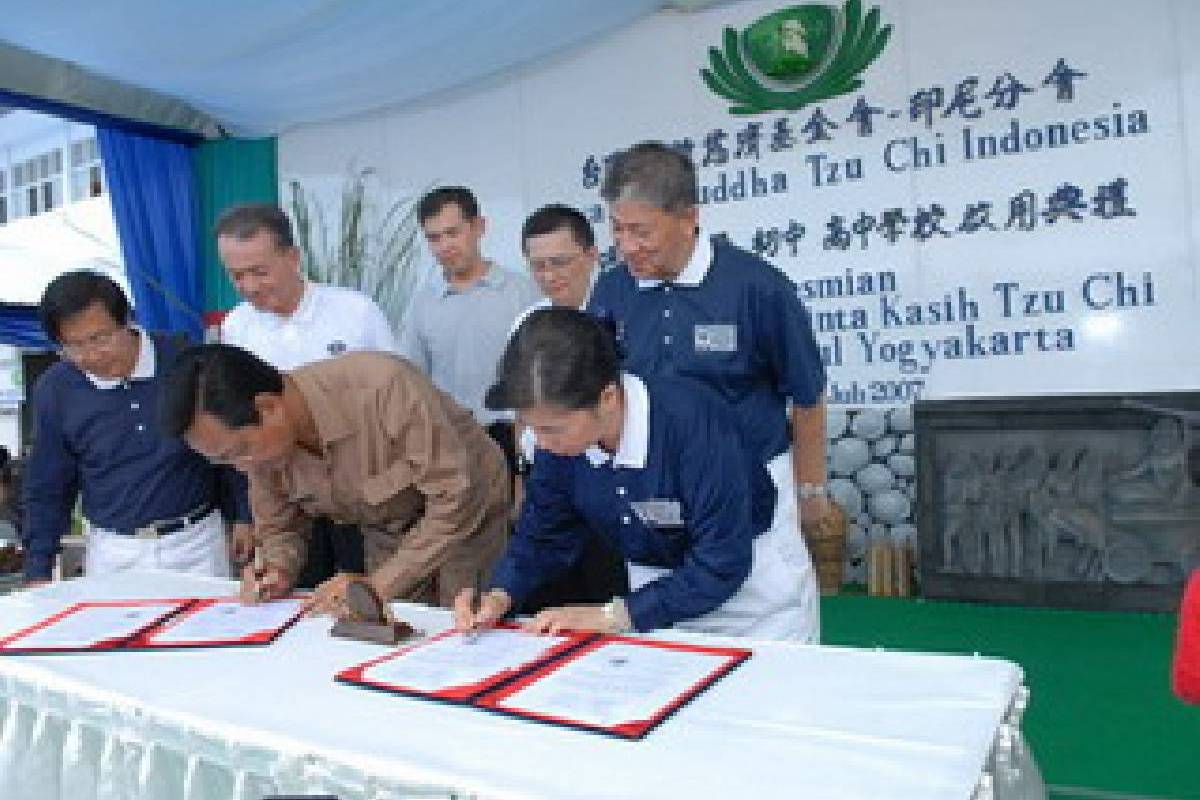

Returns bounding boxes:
[624,408,756,632]
[762,274,826,408]
[22,376,80,580]
[489,451,590,605]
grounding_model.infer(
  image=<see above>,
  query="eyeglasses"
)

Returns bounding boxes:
[528,252,586,275]
[59,326,127,358]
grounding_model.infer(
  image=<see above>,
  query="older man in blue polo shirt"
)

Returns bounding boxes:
[588,141,831,636]
[21,271,241,583]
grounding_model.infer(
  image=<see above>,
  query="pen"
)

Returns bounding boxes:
[252,545,266,602]
[465,575,484,644]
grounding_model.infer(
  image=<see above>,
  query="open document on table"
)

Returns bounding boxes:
[133,597,305,647]
[338,624,588,701]
[0,597,304,654]
[0,599,189,652]
[337,626,751,739]
[475,638,744,731]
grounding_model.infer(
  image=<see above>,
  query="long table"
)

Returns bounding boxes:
[0,573,1042,800]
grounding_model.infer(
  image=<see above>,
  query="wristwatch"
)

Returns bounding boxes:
[797,482,830,500]
[601,597,633,633]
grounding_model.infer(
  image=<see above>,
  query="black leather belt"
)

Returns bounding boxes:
[128,504,214,539]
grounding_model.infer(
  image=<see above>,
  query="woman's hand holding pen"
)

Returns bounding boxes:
[453,586,512,633]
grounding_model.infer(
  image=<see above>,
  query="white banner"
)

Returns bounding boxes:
[279,0,1200,404]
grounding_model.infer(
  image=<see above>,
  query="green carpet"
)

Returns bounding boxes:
[821,594,1200,800]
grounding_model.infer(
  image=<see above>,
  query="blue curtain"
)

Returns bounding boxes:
[0,305,52,349]
[97,127,203,341]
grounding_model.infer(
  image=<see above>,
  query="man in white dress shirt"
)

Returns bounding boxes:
[216,203,398,585]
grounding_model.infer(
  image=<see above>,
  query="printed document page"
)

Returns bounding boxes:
[361,628,572,692]
[143,598,304,645]
[492,641,732,727]
[6,602,187,650]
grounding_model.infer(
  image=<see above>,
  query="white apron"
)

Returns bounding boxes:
[627,451,820,643]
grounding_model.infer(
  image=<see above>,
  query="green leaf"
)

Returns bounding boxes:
[702,64,756,105]
[288,169,427,327]
[721,26,775,108]
[708,40,761,104]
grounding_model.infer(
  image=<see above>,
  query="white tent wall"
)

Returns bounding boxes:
[279,0,1200,401]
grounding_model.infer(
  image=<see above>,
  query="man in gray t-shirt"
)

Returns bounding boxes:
[400,186,541,476]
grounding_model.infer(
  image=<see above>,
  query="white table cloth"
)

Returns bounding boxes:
[0,573,1042,800]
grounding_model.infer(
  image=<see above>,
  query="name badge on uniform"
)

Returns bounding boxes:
[630,499,685,527]
[694,324,737,353]
[327,340,348,356]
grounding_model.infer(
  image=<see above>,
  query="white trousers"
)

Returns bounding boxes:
[84,510,231,579]
[628,451,820,643]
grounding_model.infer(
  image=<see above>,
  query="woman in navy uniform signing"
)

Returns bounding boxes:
[454,308,817,641]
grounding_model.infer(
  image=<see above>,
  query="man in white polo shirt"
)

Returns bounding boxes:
[216,203,398,585]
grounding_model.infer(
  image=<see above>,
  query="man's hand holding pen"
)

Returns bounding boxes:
[239,545,290,604]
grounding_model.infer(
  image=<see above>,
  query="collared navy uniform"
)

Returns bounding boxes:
[490,375,810,635]
[588,234,825,466]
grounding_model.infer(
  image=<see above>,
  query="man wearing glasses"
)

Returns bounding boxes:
[518,203,601,318]
[20,271,239,585]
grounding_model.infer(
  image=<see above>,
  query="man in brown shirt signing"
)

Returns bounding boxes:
[161,343,509,616]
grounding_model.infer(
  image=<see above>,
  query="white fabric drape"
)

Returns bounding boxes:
[0,573,1042,800]
[0,1,668,136]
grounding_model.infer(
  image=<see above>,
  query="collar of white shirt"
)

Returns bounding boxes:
[236,280,317,328]
[585,372,649,469]
[636,228,712,289]
[87,325,155,389]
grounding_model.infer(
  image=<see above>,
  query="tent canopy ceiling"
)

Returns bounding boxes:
[0,0,730,137]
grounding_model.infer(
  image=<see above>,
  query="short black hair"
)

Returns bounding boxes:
[214,203,295,249]
[418,186,480,224]
[38,271,131,344]
[160,344,285,438]
[520,204,596,254]
[485,308,618,412]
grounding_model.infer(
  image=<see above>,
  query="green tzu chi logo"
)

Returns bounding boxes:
[701,1,892,115]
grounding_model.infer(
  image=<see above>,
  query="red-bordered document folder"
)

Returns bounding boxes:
[0,597,304,655]
[128,597,305,649]
[475,636,750,739]
[336,626,751,740]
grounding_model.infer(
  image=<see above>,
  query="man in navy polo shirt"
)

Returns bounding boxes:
[588,141,832,626]
[21,271,241,584]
